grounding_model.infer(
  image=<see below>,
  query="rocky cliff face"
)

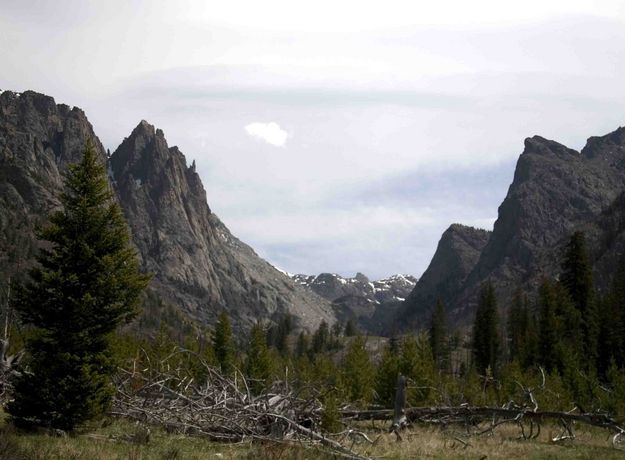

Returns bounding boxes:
[0,90,335,332]
[293,272,416,334]
[0,90,106,281]
[399,224,490,327]
[109,120,335,330]
[402,129,625,327]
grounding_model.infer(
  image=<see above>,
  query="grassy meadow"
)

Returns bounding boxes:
[2,409,624,460]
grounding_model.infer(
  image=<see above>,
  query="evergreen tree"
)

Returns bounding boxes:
[213,311,235,374]
[267,313,292,355]
[344,319,357,337]
[429,300,449,370]
[472,282,500,375]
[399,335,436,404]
[245,322,274,394]
[295,331,310,358]
[597,257,625,374]
[507,289,529,363]
[311,320,329,355]
[560,231,598,365]
[8,143,151,430]
[341,336,374,405]
[374,342,401,406]
[537,279,560,372]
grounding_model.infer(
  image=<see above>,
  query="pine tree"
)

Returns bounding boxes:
[399,335,436,404]
[295,331,310,358]
[597,256,625,375]
[560,231,598,366]
[8,143,151,430]
[341,336,374,405]
[213,311,235,374]
[429,300,449,370]
[374,342,401,406]
[344,319,357,337]
[245,322,274,394]
[537,279,559,372]
[311,320,329,355]
[267,313,292,355]
[472,282,500,375]
[507,289,529,363]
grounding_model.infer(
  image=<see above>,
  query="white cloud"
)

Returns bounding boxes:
[244,122,288,147]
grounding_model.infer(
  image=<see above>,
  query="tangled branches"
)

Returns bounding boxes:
[111,351,625,456]
[112,349,371,459]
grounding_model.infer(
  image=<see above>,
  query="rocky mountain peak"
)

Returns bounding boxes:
[399,224,491,326]
[0,90,106,281]
[2,90,336,333]
[294,272,417,334]
[581,126,625,162]
[523,135,579,158]
[402,125,625,328]
[109,121,334,330]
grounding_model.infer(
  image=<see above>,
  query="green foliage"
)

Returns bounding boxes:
[429,300,449,370]
[295,331,310,358]
[213,311,235,375]
[472,282,500,375]
[311,320,329,354]
[597,257,625,376]
[560,231,598,365]
[266,313,293,355]
[344,319,357,337]
[341,336,374,406]
[374,344,401,406]
[537,279,559,372]
[399,334,436,405]
[8,144,151,430]
[319,391,342,434]
[244,323,274,394]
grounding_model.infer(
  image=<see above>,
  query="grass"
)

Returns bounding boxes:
[1,409,624,459]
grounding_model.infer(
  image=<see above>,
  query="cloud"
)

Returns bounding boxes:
[244,122,288,147]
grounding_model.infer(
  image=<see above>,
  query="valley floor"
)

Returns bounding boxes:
[1,411,624,459]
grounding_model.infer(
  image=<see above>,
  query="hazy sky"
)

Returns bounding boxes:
[3,0,625,279]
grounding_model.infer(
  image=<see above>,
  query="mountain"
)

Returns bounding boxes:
[400,224,490,327]
[0,90,336,332]
[110,120,335,330]
[401,130,625,327]
[0,90,107,282]
[293,272,416,334]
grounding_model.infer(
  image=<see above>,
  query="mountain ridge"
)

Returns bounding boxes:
[0,90,336,332]
[401,129,625,327]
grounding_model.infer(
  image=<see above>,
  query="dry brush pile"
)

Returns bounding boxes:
[112,349,373,459]
[111,350,625,459]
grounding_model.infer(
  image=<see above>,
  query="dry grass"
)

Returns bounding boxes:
[347,423,625,459]
[1,409,624,460]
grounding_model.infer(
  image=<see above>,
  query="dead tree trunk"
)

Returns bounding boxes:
[390,374,407,441]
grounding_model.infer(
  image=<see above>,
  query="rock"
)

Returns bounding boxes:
[401,128,625,328]
[398,224,490,327]
[0,90,106,281]
[109,120,335,331]
[293,272,417,334]
[0,90,336,333]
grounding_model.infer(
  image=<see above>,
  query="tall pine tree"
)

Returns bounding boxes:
[507,289,530,364]
[537,279,560,372]
[245,322,274,394]
[213,311,235,374]
[429,300,449,370]
[560,231,598,366]
[472,282,500,375]
[9,143,151,430]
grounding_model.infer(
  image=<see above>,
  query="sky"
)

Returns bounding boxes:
[2,0,625,279]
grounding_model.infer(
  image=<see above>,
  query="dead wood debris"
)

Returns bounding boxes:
[110,354,625,456]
